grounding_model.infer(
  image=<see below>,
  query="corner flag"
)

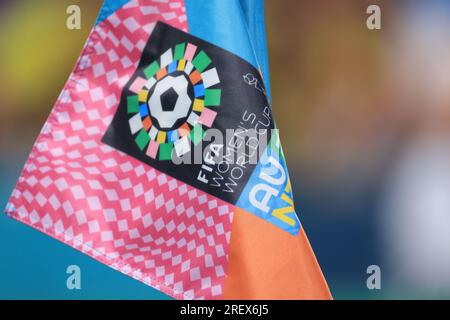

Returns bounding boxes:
[5,0,331,300]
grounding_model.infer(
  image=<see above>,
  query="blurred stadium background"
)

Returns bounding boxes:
[1,0,450,299]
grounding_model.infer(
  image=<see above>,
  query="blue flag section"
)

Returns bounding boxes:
[96,0,130,26]
[185,0,271,99]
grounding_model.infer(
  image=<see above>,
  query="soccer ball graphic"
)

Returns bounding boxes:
[148,74,193,130]
[123,41,221,161]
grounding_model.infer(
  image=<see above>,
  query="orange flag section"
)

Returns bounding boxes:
[223,208,332,299]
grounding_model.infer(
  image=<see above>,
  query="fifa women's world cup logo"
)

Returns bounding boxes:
[125,41,222,161]
[103,22,274,205]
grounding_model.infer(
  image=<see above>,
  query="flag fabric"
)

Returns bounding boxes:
[5,0,331,300]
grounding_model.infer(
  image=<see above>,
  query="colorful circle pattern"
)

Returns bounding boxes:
[126,42,222,161]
